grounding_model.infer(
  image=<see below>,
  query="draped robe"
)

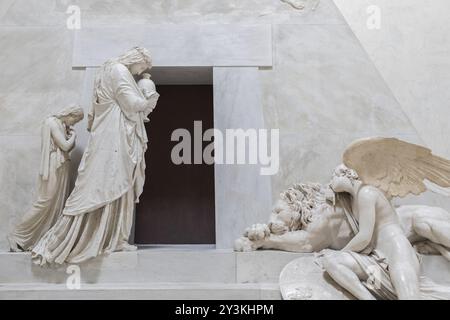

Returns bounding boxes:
[9,117,71,251]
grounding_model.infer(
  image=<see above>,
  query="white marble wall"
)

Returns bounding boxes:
[213,67,273,248]
[334,0,450,210]
[0,0,447,250]
[0,23,85,250]
[334,0,450,159]
[73,25,272,67]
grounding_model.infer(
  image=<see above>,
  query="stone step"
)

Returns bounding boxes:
[1,247,448,288]
[0,282,281,300]
[0,247,307,285]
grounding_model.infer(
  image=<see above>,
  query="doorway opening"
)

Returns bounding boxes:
[134,69,215,245]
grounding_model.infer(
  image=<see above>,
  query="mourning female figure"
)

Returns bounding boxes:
[32,47,159,265]
[8,105,84,252]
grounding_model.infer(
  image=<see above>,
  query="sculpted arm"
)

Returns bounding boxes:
[266,213,336,252]
[236,214,334,253]
[342,189,376,252]
[261,229,328,252]
[235,228,321,253]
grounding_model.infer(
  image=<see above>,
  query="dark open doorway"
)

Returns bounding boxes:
[135,85,216,244]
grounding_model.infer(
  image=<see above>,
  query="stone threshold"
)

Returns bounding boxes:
[0,282,281,300]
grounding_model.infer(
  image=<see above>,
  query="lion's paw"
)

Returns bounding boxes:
[234,237,259,252]
[244,224,271,241]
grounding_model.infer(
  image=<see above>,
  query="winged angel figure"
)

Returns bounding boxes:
[235,137,450,299]
[319,137,450,300]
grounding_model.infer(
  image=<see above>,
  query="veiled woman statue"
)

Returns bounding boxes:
[8,105,84,252]
[32,47,159,266]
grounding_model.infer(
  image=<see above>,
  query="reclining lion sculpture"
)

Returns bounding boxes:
[235,181,450,259]
[235,137,450,299]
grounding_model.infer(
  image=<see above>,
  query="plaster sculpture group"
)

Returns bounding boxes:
[5,46,450,300]
[236,137,450,299]
[8,47,160,266]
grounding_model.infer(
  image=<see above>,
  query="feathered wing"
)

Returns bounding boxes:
[343,137,450,198]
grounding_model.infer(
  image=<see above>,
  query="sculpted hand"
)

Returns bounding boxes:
[69,130,77,143]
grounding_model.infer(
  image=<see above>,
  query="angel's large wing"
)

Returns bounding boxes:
[343,137,450,198]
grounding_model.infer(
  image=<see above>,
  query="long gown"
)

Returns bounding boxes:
[8,118,71,251]
[32,63,150,265]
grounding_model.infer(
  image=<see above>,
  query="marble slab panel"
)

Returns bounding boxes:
[270,24,420,137]
[213,67,273,248]
[73,25,272,68]
[236,251,309,283]
[0,0,346,27]
[0,27,85,135]
[0,283,275,300]
[335,0,450,159]
[0,0,64,26]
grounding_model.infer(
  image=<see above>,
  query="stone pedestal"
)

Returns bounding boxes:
[1,248,449,300]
